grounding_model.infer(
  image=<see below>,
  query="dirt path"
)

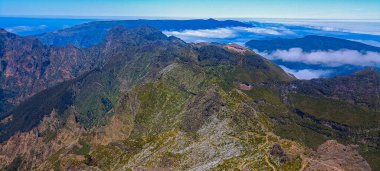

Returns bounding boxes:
[265,156,277,171]
[227,131,279,171]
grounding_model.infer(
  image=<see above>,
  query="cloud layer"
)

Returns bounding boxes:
[254,19,380,36]
[261,48,380,67]
[163,28,236,39]
[163,26,294,42]
[280,65,332,80]
[232,26,294,35]
[6,25,48,34]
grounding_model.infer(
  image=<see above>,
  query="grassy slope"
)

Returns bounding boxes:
[75,61,304,170]
[2,37,378,170]
[27,44,305,170]
[240,81,380,170]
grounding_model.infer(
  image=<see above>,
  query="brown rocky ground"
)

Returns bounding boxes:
[304,140,371,171]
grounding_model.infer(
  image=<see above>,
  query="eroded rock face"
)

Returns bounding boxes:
[182,88,226,132]
[305,140,371,171]
[0,30,105,115]
[224,44,251,54]
[0,111,82,169]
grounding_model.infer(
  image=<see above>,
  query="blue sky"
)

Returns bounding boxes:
[1,0,379,19]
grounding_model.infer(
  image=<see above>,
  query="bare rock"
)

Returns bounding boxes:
[305,140,371,171]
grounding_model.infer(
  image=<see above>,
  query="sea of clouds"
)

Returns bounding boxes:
[164,21,380,79]
[163,26,295,43]
[5,25,48,33]
[260,48,380,67]
[164,20,380,47]
[279,65,332,80]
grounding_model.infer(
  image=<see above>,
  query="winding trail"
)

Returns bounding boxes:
[265,156,277,171]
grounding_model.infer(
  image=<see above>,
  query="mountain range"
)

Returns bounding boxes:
[30,18,380,79]
[37,19,250,48]
[0,20,379,170]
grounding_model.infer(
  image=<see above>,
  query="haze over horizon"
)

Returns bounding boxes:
[1,0,379,20]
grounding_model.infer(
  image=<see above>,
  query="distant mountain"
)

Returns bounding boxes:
[0,25,195,116]
[0,26,187,142]
[246,35,380,52]
[37,19,251,48]
[0,28,110,116]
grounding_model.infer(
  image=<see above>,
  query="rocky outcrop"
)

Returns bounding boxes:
[305,140,371,171]
[0,111,83,169]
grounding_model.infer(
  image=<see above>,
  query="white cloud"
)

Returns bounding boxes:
[253,19,380,35]
[306,25,344,32]
[5,25,48,33]
[233,26,283,35]
[280,65,332,80]
[264,48,380,67]
[163,28,236,39]
[163,26,294,41]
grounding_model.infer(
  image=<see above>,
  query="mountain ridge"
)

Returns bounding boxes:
[0,25,378,170]
[36,19,251,48]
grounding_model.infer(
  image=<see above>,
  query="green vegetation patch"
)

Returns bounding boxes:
[3,156,23,171]
[74,139,91,156]
[360,145,380,171]
[245,86,289,117]
[132,80,189,137]
[74,70,120,128]
[290,93,380,127]
[278,156,302,171]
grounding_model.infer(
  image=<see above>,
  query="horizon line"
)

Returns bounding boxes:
[1,15,380,21]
